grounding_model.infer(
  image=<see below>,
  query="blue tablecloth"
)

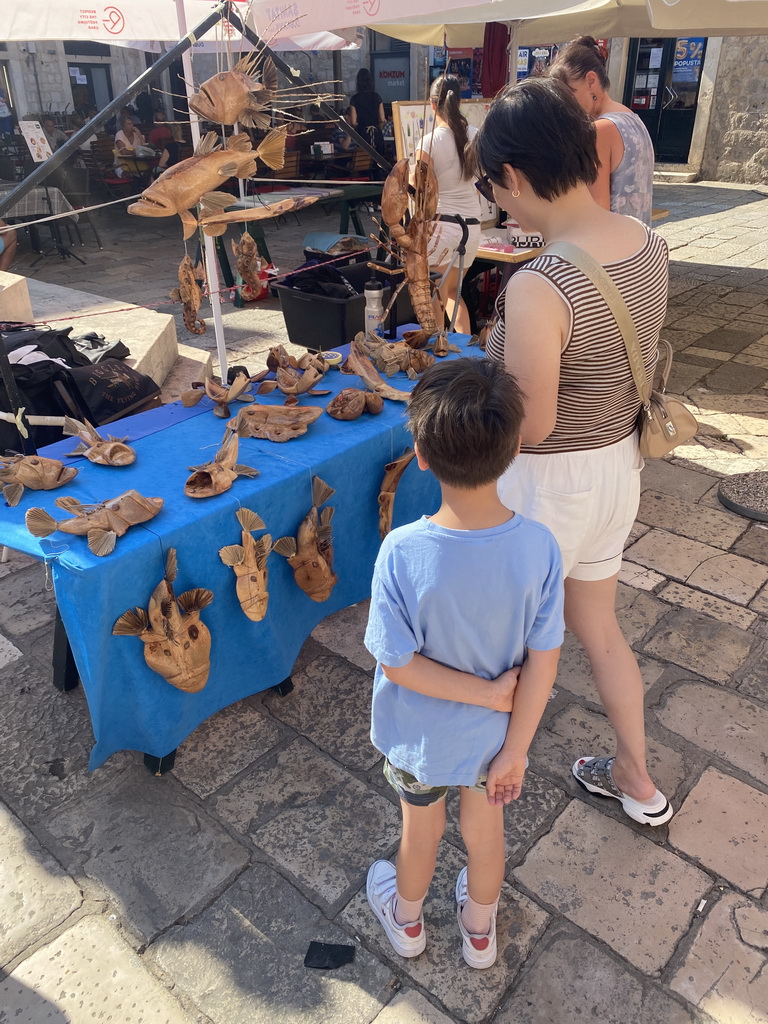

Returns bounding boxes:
[1,334,471,768]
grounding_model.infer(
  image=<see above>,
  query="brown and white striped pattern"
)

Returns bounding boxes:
[486,229,669,454]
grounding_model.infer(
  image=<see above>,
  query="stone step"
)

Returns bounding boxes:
[160,344,213,404]
[24,276,178,386]
[654,168,699,184]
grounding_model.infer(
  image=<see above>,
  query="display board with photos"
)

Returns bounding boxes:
[392,99,497,226]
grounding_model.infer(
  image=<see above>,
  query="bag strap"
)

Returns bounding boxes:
[541,241,652,407]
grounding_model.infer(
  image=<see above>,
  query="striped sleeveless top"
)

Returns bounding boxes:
[486,226,669,454]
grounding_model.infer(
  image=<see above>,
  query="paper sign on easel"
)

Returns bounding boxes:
[18,120,54,163]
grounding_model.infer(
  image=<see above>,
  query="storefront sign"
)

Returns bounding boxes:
[448,48,473,98]
[517,48,529,79]
[19,121,53,163]
[673,37,705,82]
[373,55,410,103]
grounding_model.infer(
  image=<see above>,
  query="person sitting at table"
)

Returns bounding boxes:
[152,123,183,177]
[42,117,67,151]
[113,116,153,179]
[0,220,18,273]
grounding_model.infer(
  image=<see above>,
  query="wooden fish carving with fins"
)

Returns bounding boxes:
[127,130,287,239]
[231,231,264,299]
[63,416,136,466]
[378,449,416,540]
[184,428,259,498]
[325,388,384,420]
[113,548,213,693]
[25,490,163,557]
[274,477,337,603]
[219,508,272,621]
[341,336,411,402]
[229,403,323,443]
[0,454,78,507]
[181,371,253,418]
[170,255,205,334]
[190,54,277,129]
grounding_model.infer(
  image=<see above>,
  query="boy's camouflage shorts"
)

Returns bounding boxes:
[383,759,487,806]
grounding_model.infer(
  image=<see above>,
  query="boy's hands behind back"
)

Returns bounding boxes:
[490,667,520,712]
[486,748,526,805]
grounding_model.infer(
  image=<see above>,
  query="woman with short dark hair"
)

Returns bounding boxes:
[474,77,673,828]
[550,36,655,227]
[348,67,385,153]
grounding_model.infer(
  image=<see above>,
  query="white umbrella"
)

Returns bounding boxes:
[646,0,768,33]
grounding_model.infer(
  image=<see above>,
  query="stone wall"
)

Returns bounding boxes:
[701,35,768,183]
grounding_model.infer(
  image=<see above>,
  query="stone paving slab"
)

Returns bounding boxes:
[212,740,400,907]
[310,600,376,672]
[150,862,395,1024]
[495,929,702,1024]
[657,581,758,630]
[624,529,724,583]
[555,631,665,702]
[0,564,55,638]
[513,801,711,974]
[342,844,549,1024]
[0,915,197,1024]
[0,801,82,968]
[686,552,768,604]
[670,892,768,1024]
[637,490,748,549]
[171,697,285,799]
[641,607,754,682]
[668,767,768,896]
[371,988,455,1024]
[655,682,768,786]
[262,651,380,772]
[44,768,250,943]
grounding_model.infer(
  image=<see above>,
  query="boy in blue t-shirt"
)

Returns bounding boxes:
[365,357,563,969]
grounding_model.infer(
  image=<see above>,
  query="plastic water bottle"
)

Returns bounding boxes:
[364,278,384,337]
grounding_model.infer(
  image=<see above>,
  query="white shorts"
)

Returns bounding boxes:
[428,220,481,272]
[497,432,643,581]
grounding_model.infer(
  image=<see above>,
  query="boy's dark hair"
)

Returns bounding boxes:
[407,358,524,489]
[470,77,598,201]
[550,35,610,90]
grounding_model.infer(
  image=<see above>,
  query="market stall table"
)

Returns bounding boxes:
[0,335,474,770]
[0,180,79,252]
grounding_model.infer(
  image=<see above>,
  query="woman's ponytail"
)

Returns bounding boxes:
[431,74,470,177]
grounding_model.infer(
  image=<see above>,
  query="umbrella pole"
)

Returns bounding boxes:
[175,0,229,384]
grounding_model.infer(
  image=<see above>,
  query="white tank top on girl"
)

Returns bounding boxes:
[416,125,482,221]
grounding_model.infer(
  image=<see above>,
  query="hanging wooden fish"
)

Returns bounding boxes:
[63,416,136,467]
[181,371,253,418]
[25,490,163,557]
[184,428,259,498]
[0,454,79,507]
[325,388,384,421]
[219,507,273,621]
[127,130,288,239]
[229,403,323,443]
[231,231,266,300]
[113,548,213,693]
[189,54,277,129]
[378,449,416,540]
[274,476,337,603]
[171,254,206,335]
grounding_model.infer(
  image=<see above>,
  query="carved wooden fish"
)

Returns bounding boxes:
[342,336,411,401]
[63,416,136,467]
[113,548,213,693]
[184,428,258,498]
[0,454,78,507]
[196,194,320,237]
[325,388,384,421]
[358,335,435,379]
[378,448,416,540]
[25,490,163,557]
[170,254,205,334]
[127,130,287,239]
[219,507,272,622]
[274,476,337,603]
[181,371,253,418]
[190,54,277,129]
[229,403,323,443]
[231,231,264,299]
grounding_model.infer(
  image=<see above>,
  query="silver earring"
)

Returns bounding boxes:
[592,94,598,101]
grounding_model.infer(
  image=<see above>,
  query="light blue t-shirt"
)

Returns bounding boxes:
[365,514,564,787]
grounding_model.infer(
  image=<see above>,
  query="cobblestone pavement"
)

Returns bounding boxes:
[1,183,768,1023]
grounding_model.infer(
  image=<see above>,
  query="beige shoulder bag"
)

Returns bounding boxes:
[543,241,698,458]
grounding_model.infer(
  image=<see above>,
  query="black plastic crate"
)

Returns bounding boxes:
[274,261,419,351]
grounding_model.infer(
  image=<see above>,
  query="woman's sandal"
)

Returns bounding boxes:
[572,756,674,826]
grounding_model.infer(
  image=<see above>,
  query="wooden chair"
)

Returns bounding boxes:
[80,148,135,201]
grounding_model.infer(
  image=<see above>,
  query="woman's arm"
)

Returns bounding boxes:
[503,272,567,446]
[348,103,358,129]
[378,101,386,127]
[382,653,519,712]
[588,118,621,212]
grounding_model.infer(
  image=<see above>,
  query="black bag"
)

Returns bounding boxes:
[283,261,358,299]
[53,359,161,426]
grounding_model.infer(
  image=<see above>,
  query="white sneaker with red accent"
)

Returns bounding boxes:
[455,867,498,969]
[366,860,426,958]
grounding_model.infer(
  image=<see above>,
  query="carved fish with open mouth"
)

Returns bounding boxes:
[190,54,277,129]
[63,416,136,467]
[181,372,254,418]
[113,548,213,693]
[0,454,78,506]
[170,254,206,335]
[184,429,259,498]
[219,507,273,621]
[25,490,163,557]
[274,476,337,603]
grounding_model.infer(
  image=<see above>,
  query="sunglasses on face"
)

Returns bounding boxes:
[474,174,495,204]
